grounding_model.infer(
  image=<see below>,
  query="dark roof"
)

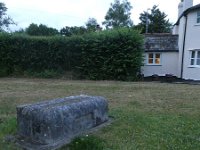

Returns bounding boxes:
[184,4,200,14]
[175,3,200,25]
[144,34,179,52]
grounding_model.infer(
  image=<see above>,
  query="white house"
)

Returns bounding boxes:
[142,0,200,81]
[173,0,200,80]
[142,34,179,77]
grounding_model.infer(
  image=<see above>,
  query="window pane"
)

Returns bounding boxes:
[155,53,160,58]
[197,18,200,23]
[191,51,195,58]
[148,59,153,64]
[197,51,200,59]
[148,53,153,58]
[155,58,160,64]
[197,12,200,23]
[190,59,195,65]
[197,59,200,65]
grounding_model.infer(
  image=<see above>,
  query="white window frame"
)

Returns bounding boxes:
[146,53,161,65]
[189,50,200,67]
[197,11,200,24]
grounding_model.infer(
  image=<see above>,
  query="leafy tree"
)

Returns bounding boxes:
[0,2,15,32]
[13,28,26,35]
[26,23,59,36]
[102,0,133,29]
[70,26,87,35]
[137,5,172,33]
[85,18,99,32]
[60,26,72,36]
[38,24,59,36]
[26,23,38,35]
[60,26,87,36]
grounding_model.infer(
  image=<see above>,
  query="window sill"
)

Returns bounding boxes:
[194,23,200,26]
[146,64,162,66]
[188,65,200,68]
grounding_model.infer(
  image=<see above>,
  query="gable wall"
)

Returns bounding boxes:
[182,11,200,80]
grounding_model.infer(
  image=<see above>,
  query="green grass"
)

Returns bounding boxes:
[0,117,18,150]
[61,135,104,150]
[0,78,200,149]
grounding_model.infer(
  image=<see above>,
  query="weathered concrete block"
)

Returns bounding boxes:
[17,95,108,149]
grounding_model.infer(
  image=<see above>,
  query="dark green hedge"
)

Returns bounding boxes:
[79,28,144,80]
[0,28,144,80]
[0,34,82,75]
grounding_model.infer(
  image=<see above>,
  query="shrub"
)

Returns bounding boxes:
[0,34,82,74]
[0,64,9,77]
[79,28,144,80]
[24,69,61,78]
[0,28,144,80]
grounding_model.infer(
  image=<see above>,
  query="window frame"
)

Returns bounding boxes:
[146,52,161,66]
[197,11,200,24]
[189,50,200,67]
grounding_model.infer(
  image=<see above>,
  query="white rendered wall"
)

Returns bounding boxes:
[183,0,193,11]
[177,17,187,78]
[178,2,184,17]
[173,25,179,35]
[141,52,179,77]
[182,12,200,80]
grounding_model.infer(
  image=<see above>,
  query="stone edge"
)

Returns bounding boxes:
[15,118,113,150]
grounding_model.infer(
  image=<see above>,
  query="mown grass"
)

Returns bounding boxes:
[0,78,200,149]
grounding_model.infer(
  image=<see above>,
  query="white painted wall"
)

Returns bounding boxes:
[177,17,187,78]
[172,1,200,80]
[182,11,200,80]
[141,52,179,77]
[178,1,184,17]
[183,0,193,11]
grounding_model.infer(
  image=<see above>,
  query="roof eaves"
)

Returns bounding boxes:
[174,3,200,26]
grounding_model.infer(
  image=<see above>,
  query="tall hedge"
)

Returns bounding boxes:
[79,28,144,80]
[0,34,82,74]
[0,28,144,80]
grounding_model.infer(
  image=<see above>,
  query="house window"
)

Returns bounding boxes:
[147,53,161,65]
[190,50,200,66]
[197,11,200,24]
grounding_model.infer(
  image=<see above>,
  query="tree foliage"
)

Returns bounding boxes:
[60,26,87,36]
[102,0,133,29]
[85,18,99,32]
[137,5,172,33]
[60,18,100,37]
[26,23,59,36]
[0,2,15,32]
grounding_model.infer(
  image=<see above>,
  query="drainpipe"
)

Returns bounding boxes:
[180,15,188,79]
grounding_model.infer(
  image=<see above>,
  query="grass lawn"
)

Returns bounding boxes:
[0,78,200,149]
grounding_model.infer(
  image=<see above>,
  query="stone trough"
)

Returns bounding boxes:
[16,95,109,150]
